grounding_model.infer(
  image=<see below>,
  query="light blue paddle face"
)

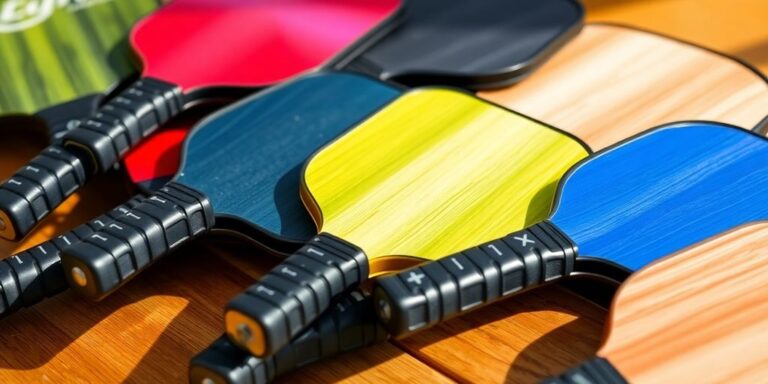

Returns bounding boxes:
[176,72,400,244]
[552,122,768,271]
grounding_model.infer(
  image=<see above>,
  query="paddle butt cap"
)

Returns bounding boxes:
[60,183,213,301]
[373,221,577,338]
[225,233,368,358]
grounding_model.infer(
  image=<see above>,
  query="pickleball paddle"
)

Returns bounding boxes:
[544,222,768,384]
[478,24,768,150]
[0,0,159,139]
[374,121,768,338]
[120,0,586,205]
[0,0,403,240]
[57,72,402,298]
[215,88,588,357]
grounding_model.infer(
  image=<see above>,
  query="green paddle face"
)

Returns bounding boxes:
[0,0,159,116]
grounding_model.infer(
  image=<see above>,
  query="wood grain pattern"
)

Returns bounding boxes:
[304,88,588,273]
[599,222,768,383]
[478,24,768,151]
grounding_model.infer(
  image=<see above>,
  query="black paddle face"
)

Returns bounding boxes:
[336,0,584,88]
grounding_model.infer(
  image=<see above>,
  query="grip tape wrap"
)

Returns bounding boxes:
[60,183,213,301]
[373,221,577,338]
[0,197,142,317]
[191,291,386,384]
[225,233,368,358]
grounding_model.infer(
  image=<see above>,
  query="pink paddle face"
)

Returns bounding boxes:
[130,0,401,92]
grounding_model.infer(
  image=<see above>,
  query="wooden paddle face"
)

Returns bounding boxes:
[552,123,768,272]
[175,72,400,244]
[479,24,768,150]
[342,0,583,88]
[599,222,768,383]
[0,0,158,115]
[303,89,589,273]
[131,0,401,92]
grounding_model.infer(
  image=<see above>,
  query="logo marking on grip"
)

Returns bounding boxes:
[109,223,123,230]
[487,244,503,256]
[280,266,297,277]
[450,257,464,270]
[125,212,141,220]
[59,235,71,245]
[256,285,275,296]
[37,245,47,254]
[307,247,325,257]
[93,220,105,227]
[513,233,535,246]
[149,196,167,204]
[406,271,426,285]
[8,179,21,186]
[91,234,108,242]
[25,166,39,173]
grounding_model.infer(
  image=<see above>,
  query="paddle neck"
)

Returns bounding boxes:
[373,220,578,338]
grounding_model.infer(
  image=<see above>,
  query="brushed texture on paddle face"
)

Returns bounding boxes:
[599,223,768,383]
[552,123,768,271]
[303,89,589,272]
[345,0,583,88]
[131,0,401,92]
[176,72,400,242]
[0,0,159,114]
[479,24,768,150]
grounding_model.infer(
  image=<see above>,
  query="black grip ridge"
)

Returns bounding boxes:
[541,357,628,384]
[61,77,183,173]
[60,182,214,301]
[373,221,577,338]
[224,233,368,358]
[0,145,88,240]
[191,291,387,384]
[0,197,143,317]
[34,93,102,142]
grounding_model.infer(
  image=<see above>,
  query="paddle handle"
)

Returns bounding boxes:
[541,357,627,384]
[0,197,142,317]
[62,77,184,173]
[0,78,182,241]
[225,233,368,358]
[191,291,386,384]
[60,183,213,301]
[373,221,577,338]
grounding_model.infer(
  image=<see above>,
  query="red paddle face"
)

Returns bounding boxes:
[131,0,401,92]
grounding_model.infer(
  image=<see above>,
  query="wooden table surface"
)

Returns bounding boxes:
[0,0,765,383]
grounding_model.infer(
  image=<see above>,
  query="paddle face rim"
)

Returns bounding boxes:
[301,88,590,273]
[130,0,402,93]
[550,121,768,279]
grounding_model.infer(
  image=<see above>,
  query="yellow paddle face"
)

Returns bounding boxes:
[479,24,768,150]
[303,89,589,274]
[600,222,768,383]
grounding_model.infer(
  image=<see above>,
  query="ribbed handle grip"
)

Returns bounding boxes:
[225,233,368,358]
[541,357,627,384]
[0,197,142,317]
[0,145,87,240]
[373,221,577,338]
[60,183,214,301]
[61,77,183,173]
[191,291,386,384]
[35,93,102,141]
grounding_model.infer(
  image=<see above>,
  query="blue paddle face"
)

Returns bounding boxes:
[176,72,400,243]
[552,122,768,271]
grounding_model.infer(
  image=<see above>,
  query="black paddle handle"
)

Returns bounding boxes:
[373,221,577,338]
[191,291,387,384]
[225,233,368,358]
[0,78,182,241]
[62,77,184,173]
[541,357,628,384]
[0,197,142,318]
[60,182,214,301]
